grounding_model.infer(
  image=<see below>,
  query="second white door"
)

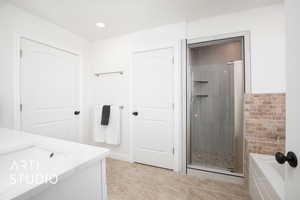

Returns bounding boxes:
[132,47,174,169]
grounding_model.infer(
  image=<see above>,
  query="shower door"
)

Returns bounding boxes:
[189,63,235,171]
[184,37,245,175]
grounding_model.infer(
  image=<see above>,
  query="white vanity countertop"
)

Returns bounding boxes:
[0,128,110,200]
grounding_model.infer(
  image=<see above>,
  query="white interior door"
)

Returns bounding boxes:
[286,0,300,199]
[20,38,80,141]
[132,47,174,169]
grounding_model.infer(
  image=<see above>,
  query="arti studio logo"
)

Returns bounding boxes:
[9,160,58,185]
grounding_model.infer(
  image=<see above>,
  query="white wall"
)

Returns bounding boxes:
[89,35,132,160]
[0,4,91,143]
[89,4,286,168]
[0,27,14,128]
[187,4,286,93]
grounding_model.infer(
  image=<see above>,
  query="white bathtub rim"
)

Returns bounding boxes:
[250,153,284,200]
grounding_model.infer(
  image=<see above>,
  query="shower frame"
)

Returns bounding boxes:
[181,31,252,177]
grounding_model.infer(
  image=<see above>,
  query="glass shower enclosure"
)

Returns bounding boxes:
[186,37,245,176]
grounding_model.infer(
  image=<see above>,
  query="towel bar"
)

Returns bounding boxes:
[94,71,124,77]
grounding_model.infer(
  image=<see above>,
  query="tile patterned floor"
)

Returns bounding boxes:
[191,152,234,171]
[106,158,250,200]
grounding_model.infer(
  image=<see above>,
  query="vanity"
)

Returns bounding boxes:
[0,128,110,200]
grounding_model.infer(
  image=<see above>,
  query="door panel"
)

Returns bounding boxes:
[135,119,169,152]
[20,39,79,141]
[132,48,174,169]
[286,0,300,199]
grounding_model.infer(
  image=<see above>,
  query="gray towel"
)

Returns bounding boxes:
[101,105,110,126]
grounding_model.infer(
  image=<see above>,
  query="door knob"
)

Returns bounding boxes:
[74,111,80,115]
[275,151,298,168]
[132,112,138,116]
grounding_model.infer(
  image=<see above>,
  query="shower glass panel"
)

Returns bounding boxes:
[187,37,244,175]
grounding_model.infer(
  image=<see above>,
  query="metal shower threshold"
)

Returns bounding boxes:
[187,164,244,178]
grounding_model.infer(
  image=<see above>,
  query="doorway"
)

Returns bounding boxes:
[183,34,251,176]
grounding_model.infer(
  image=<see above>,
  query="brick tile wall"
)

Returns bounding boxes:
[244,93,285,176]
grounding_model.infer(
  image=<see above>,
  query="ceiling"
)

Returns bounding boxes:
[8,0,281,41]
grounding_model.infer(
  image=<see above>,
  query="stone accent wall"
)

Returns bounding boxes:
[244,93,285,176]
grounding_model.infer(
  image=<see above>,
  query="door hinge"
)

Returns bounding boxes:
[171,103,175,110]
[19,50,23,58]
[20,104,23,112]
[172,147,175,155]
[171,56,174,64]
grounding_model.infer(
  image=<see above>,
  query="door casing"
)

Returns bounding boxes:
[181,31,252,174]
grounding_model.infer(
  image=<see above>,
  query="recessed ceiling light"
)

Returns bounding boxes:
[96,22,105,28]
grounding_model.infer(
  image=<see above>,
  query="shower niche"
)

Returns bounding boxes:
[185,36,246,176]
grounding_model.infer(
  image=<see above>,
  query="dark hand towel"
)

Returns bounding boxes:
[101,105,111,126]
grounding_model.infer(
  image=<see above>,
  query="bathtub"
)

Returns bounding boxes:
[0,128,110,200]
[249,153,284,200]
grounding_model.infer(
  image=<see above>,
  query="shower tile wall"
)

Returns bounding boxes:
[190,64,234,170]
[244,93,285,176]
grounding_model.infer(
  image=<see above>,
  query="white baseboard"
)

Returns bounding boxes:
[88,142,131,162]
[108,152,130,162]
